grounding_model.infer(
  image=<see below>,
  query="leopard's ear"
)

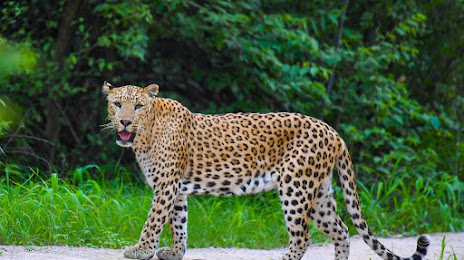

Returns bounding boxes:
[102,81,117,96]
[143,83,159,98]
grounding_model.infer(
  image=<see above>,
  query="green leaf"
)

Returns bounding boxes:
[309,67,319,76]
[430,116,441,130]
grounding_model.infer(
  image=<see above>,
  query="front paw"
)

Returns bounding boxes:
[156,247,184,260]
[123,244,155,259]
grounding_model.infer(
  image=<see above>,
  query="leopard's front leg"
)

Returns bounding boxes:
[156,194,188,260]
[124,179,180,260]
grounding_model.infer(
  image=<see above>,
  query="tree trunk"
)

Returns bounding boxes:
[44,0,81,163]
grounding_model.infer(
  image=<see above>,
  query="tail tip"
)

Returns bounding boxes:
[417,234,431,247]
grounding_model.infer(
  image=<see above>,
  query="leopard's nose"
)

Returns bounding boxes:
[121,120,132,127]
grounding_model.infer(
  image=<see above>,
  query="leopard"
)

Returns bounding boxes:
[102,81,430,260]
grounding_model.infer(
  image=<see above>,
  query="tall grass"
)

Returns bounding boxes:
[187,194,328,248]
[0,168,152,247]
[0,165,295,248]
[0,164,463,249]
[350,172,464,236]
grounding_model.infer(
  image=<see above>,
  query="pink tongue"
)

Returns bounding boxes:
[118,131,132,141]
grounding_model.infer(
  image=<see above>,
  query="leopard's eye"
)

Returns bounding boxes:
[135,104,143,110]
[114,102,121,108]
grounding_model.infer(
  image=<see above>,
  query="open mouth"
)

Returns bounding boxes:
[116,130,136,145]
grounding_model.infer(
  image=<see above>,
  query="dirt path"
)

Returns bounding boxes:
[0,233,462,260]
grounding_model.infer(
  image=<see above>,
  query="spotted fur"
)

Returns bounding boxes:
[102,82,430,260]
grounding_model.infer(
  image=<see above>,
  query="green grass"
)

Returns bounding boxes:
[439,236,459,260]
[0,166,298,248]
[0,171,151,248]
[351,172,464,236]
[0,165,463,249]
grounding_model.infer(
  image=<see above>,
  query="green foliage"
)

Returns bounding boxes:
[0,119,7,155]
[0,0,462,184]
[0,0,463,240]
[1,167,463,249]
[354,173,464,234]
[0,171,148,247]
[0,38,37,82]
[439,236,459,260]
[0,167,292,248]
[0,37,36,154]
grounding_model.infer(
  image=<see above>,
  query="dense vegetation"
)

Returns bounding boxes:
[1,167,463,248]
[0,0,462,178]
[0,0,463,250]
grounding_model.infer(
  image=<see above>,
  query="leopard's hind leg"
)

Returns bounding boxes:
[278,174,313,260]
[310,179,350,260]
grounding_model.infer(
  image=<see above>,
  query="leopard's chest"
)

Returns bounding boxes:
[134,147,158,187]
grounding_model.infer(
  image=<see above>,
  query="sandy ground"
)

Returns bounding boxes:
[0,233,462,260]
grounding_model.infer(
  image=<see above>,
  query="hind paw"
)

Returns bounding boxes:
[156,247,184,260]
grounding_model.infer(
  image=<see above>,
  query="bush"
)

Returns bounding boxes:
[0,0,462,186]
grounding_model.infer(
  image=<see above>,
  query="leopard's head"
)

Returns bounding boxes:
[102,81,158,147]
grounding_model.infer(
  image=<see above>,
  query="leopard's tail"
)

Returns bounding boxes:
[336,140,430,260]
